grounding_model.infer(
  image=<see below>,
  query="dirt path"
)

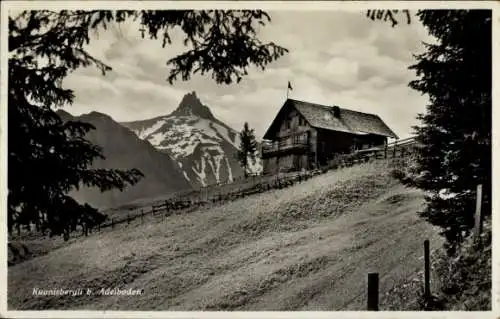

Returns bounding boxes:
[8,161,442,310]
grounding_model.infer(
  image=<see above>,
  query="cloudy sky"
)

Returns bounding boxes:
[62,10,435,140]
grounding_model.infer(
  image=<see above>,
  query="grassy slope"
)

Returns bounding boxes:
[8,161,442,310]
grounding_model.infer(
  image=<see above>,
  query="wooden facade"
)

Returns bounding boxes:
[261,99,397,174]
[261,107,314,174]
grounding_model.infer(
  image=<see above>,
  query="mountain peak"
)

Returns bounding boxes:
[171,91,215,120]
[77,111,115,123]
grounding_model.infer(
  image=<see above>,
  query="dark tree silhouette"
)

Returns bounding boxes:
[237,122,258,178]
[409,10,491,254]
[368,10,491,254]
[8,10,287,239]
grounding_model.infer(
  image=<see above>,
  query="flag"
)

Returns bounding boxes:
[288,81,293,91]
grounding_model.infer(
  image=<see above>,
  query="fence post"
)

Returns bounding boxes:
[424,239,431,298]
[367,272,379,311]
[473,184,483,245]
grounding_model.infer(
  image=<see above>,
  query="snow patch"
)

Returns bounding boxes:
[192,156,208,187]
[204,151,225,185]
[212,154,224,182]
[136,119,166,139]
[130,113,242,186]
[182,170,191,181]
[211,122,239,148]
[438,188,458,200]
[224,156,233,183]
[148,131,168,148]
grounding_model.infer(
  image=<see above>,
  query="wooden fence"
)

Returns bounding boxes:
[80,137,419,237]
[365,183,485,310]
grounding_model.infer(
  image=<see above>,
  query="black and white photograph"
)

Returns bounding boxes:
[1,0,496,316]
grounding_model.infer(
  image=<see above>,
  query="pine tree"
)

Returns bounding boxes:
[237,122,258,178]
[8,10,287,239]
[368,10,492,254]
[408,10,492,254]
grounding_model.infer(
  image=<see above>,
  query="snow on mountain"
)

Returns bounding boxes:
[122,91,262,188]
[57,110,192,209]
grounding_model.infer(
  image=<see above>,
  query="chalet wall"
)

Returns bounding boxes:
[310,128,318,164]
[263,153,310,174]
[298,154,309,170]
[262,157,277,175]
[315,129,388,165]
[277,108,311,139]
[262,102,393,173]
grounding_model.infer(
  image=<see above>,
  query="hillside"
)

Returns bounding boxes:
[121,92,262,187]
[7,161,441,310]
[57,110,192,209]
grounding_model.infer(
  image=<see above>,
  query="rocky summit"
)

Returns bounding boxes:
[122,91,262,188]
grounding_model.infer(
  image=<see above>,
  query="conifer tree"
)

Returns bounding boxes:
[237,122,258,178]
[368,9,492,254]
[8,10,287,239]
[409,10,491,254]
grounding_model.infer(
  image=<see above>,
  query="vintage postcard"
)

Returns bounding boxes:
[1,0,498,318]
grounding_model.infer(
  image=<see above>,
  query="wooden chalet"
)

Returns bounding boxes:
[261,98,399,174]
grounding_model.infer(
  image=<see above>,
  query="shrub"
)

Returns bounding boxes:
[432,219,491,310]
[390,168,406,181]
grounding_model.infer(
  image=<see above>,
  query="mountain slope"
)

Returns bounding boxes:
[58,110,192,209]
[122,92,261,187]
[8,161,442,310]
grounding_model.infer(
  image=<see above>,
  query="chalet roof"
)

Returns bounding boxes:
[263,99,399,140]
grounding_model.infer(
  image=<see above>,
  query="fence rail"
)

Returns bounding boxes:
[32,136,418,239]
[365,183,485,310]
[262,141,309,154]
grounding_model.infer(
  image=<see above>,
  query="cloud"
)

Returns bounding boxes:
[60,10,433,140]
[63,73,121,96]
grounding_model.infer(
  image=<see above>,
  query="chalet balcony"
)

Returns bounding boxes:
[261,140,309,158]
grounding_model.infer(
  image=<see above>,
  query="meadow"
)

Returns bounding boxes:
[8,160,442,310]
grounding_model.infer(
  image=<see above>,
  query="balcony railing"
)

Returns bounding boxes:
[261,140,309,155]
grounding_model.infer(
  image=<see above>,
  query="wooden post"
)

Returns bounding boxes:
[424,239,431,298]
[367,273,379,311]
[141,210,144,222]
[473,184,483,244]
[384,144,388,159]
[98,223,100,232]
[111,218,114,229]
[127,214,130,224]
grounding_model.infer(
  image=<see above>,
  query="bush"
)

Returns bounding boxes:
[390,168,406,181]
[432,220,491,310]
